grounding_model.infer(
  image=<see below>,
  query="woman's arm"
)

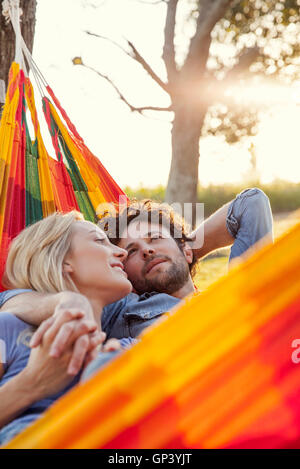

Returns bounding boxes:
[0,368,43,429]
[0,291,103,376]
[0,291,82,325]
[0,317,76,429]
[0,345,39,428]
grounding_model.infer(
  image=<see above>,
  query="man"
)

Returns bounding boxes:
[0,188,273,375]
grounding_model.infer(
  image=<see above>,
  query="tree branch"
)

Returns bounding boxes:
[162,0,178,83]
[126,39,169,92]
[184,0,233,76]
[72,58,172,115]
[225,47,260,81]
[85,31,169,93]
[85,31,130,57]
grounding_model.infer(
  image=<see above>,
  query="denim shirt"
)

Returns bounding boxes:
[102,292,181,339]
[0,289,181,340]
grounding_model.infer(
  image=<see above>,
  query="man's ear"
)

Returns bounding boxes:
[182,244,193,265]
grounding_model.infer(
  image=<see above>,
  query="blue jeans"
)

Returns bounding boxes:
[226,188,273,262]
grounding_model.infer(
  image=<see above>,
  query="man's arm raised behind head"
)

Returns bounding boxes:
[190,202,234,261]
[191,188,274,262]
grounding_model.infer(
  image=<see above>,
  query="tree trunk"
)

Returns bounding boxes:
[165,98,206,227]
[0,0,37,100]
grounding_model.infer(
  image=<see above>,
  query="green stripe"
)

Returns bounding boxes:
[23,96,43,225]
[44,98,97,222]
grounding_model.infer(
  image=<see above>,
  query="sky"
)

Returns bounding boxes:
[29,0,300,189]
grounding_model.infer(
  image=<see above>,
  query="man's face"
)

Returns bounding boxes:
[118,220,192,295]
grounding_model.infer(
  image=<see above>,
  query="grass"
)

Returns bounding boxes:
[193,210,300,291]
[125,181,300,217]
[194,257,229,291]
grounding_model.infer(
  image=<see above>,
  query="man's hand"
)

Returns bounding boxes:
[29,292,105,375]
[102,338,122,353]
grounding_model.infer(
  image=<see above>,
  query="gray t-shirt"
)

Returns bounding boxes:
[0,313,80,442]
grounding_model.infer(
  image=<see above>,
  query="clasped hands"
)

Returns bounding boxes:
[29,292,121,377]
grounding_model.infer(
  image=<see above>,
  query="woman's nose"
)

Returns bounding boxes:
[114,245,128,261]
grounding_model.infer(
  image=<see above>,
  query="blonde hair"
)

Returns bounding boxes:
[4,211,84,293]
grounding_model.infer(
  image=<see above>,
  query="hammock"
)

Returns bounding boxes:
[0,60,127,290]
[2,0,300,450]
[3,220,300,449]
[0,0,127,292]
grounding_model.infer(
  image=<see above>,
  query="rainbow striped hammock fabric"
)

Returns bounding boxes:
[1,54,300,449]
[0,62,127,290]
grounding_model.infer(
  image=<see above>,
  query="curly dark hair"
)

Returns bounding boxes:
[98,199,198,276]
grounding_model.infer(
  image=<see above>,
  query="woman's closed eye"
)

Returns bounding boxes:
[95,237,106,243]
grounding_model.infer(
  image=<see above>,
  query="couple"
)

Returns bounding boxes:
[0,188,273,445]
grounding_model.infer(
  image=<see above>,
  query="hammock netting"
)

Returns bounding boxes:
[1,55,300,449]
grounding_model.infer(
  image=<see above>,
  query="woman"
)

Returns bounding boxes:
[0,211,132,445]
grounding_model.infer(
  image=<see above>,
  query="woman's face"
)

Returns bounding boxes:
[64,221,132,305]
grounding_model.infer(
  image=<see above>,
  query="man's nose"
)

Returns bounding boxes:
[142,245,155,259]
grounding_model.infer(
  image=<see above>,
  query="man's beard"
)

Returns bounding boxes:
[133,253,190,296]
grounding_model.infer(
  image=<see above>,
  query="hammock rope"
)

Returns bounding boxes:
[2,0,27,74]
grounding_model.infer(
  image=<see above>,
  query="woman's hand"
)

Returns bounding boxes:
[29,292,105,375]
[0,320,81,430]
[21,317,81,401]
[0,299,106,430]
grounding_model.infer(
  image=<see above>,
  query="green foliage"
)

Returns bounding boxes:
[125,180,300,216]
[194,210,300,290]
[216,0,300,80]
[124,185,166,202]
[263,180,300,213]
[197,181,300,216]
[203,0,300,143]
[203,103,260,143]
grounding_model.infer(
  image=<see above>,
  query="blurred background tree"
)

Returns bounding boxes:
[76,0,300,221]
[0,0,37,106]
